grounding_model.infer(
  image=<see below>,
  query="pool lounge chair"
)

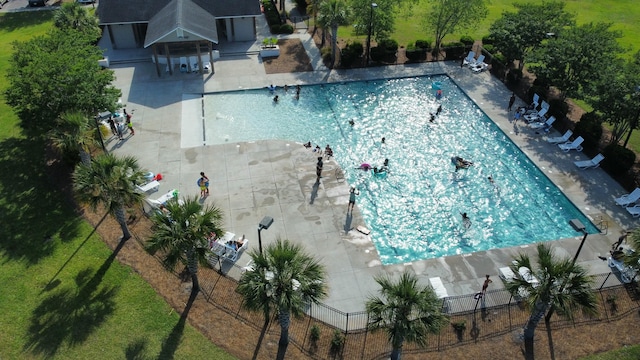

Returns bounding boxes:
[531,93,540,109]
[499,267,516,281]
[470,59,489,72]
[179,57,189,73]
[530,116,556,132]
[546,130,572,144]
[429,277,449,299]
[468,54,485,68]
[518,267,539,286]
[462,51,476,66]
[558,136,584,152]
[190,56,199,73]
[626,205,640,218]
[574,154,604,170]
[524,106,548,123]
[615,188,640,207]
[136,180,160,193]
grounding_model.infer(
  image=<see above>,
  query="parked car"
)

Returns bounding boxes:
[76,0,96,3]
[29,0,46,6]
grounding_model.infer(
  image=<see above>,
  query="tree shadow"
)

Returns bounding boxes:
[24,239,126,357]
[545,321,556,360]
[252,317,272,360]
[0,137,84,266]
[156,287,198,360]
[125,338,150,360]
[344,212,353,233]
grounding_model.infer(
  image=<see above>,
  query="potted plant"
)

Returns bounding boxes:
[260,37,280,58]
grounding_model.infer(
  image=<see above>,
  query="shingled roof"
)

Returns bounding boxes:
[144,0,219,47]
[97,0,261,25]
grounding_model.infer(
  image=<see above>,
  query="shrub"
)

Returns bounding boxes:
[330,330,345,355]
[547,98,569,123]
[340,42,363,68]
[443,42,465,60]
[492,52,506,64]
[415,39,431,50]
[506,68,522,86]
[574,112,603,153]
[459,35,474,46]
[279,24,294,34]
[482,44,495,54]
[269,24,281,34]
[371,39,398,62]
[482,34,495,45]
[602,143,636,176]
[406,43,427,61]
[310,324,321,343]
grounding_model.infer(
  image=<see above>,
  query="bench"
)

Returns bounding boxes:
[136,180,160,193]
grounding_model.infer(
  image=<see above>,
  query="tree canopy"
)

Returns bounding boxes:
[5,28,120,135]
[54,2,101,41]
[527,22,624,99]
[489,1,574,68]
[424,0,487,53]
[349,0,415,42]
[317,0,351,64]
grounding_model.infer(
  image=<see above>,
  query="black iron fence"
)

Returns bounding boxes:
[191,255,640,359]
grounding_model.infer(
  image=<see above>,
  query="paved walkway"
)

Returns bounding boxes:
[104,18,639,317]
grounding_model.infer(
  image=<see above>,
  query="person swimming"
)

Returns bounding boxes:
[453,156,473,172]
[460,212,472,229]
[358,163,372,171]
[303,141,312,148]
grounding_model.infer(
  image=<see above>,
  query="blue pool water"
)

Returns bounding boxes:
[204,76,598,264]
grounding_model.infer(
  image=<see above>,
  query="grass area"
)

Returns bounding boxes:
[337,0,640,54]
[580,344,640,360]
[0,12,234,359]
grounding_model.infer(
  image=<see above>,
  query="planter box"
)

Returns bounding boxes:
[260,45,280,58]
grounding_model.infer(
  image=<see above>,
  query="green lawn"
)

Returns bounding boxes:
[338,0,640,54]
[581,344,640,360]
[0,12,234,360]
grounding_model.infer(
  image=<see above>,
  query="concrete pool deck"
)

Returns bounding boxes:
[107,33,638,315]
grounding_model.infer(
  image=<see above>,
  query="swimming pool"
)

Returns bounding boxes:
[204,76,598,264]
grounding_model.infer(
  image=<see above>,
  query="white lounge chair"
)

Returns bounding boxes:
[190,56,199,73]
[429,277,449,299]
[518,267,539,286]
[574,154,604,170]
[468,54,485,68]
[471,59,489,72]
[203,61,211,73]
[524,106,548,122]
[558,136,584,152]
[499,267,516,281]
[547,130,573,144]
[615,188,640,207]
[462,51,476,66]
[531,93,540,109]
[530,116,556,132]
[136,180,160,193]
[626,205,640,218]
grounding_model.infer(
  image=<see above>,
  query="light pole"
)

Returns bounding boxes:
[258,216,274,254]
[569,219,588,265]
[364,3,378,66]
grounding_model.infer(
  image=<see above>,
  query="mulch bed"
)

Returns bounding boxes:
[263,39,313,74]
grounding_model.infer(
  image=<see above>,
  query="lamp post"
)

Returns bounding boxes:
[569,219,588,265]
[258,216,274,254]
[364,3,378,67]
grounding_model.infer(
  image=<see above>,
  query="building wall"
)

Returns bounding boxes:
[110,24,138,49]
[232,17,256,41]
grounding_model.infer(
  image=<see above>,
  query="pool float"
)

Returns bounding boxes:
[357,225,371,235]
[431,81,442,90]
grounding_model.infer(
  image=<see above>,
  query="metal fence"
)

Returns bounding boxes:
[192,256,640,359]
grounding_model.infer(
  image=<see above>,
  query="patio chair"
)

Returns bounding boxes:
[190,56,199,73]
[468,54,485,68]
[179,57,189,73]
[546,130,572,144]
[518,266,539,286]
[615,188,640,207]
[574,154,604,170]
[531,93,540,109]
[470,59,489,73]
[558,136,584,152]
[626,205,640,218]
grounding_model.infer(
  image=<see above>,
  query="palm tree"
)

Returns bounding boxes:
[73,154,146,241]
[145,196,224,292]
[51,111,96,166]
[366,271,448,360]
[317,0,351,67]
[54,2,101,40]
[504,243,598,360]
[237,239,327,359]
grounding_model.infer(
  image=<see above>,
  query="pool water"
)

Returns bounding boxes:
[204,76,598,264]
